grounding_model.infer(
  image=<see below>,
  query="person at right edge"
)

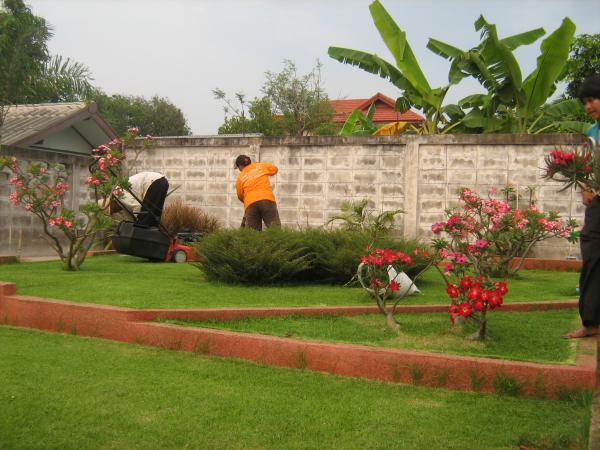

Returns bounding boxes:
[566,74,600,338]
[235,154,281,231]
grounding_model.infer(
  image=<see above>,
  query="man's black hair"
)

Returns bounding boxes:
[578,74,600,101]
[235,155,252,169]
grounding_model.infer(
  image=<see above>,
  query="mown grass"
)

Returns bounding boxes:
[0,255,579,309]
[0,326,591,450]
[164,309,580,364]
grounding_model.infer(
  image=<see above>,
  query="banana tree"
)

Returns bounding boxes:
[328,0,452,134]
[339,103,378,136]
[427,16,577,133]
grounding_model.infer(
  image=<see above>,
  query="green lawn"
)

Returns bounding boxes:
[0,326,591,450]
[0,255,580,309]
[165,309,580,364]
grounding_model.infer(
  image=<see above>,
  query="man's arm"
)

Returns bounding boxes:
[262,163,278,176]
[236,177,244,203]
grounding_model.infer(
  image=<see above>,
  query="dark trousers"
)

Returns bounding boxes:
[137,177,169,227]
[244,200,281,231]
[580,256,600,326]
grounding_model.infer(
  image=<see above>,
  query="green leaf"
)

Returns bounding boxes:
[521,17,576,119]
[475,16,523,96]
[328,46,410,92]
[339,109,363,136]
[458,94,489,109]
[369,0,431,97]
[500,28,545,50]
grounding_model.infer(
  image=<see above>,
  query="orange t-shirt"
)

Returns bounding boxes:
[236,162,278,208]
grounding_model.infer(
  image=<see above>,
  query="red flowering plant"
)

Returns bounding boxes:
[543,146,600,192]
[431,186,577,339]
[357,246,437,332]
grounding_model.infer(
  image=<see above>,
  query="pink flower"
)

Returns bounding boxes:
[9,192,20,205]
[475,239,488,249]
[431,222,445,234]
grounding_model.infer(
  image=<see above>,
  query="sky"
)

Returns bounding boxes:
[26,0,600,135]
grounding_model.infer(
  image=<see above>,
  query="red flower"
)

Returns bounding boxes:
[459,276,473,291]
[472,301,485,312]
[389,280,400,292]
[457,302,472,317]
[467,286,482,301]
[446,284,460,298]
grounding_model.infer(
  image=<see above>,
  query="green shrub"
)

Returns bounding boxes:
[194,227,430,285]
[193,228,312,284]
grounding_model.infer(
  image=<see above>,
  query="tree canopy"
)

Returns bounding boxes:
[214,60,336,136]
[561,33,600,99]
[95,93,191,137]
[0,0,50,133]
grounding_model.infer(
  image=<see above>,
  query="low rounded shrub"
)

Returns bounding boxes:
[194,227,429,285]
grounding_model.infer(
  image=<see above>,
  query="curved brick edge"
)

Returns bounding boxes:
[0,256,19,265]
[509,258,582,272]
[126,300,578,322]
[0,285,593,399]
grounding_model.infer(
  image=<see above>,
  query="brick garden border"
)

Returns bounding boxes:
[0,281,594,399]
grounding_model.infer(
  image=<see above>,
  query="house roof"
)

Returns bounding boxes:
[0,101,117,151]
[329,92,424,124]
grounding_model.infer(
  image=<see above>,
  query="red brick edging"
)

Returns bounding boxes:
[0,281,594,399]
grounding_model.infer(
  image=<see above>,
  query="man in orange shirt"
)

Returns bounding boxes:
[235,154,281,231]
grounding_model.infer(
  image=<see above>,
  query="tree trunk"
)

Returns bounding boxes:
[385,311,401,333]
[469,310,487,340]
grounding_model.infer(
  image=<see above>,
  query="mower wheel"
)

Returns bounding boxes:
[172,250,187,263]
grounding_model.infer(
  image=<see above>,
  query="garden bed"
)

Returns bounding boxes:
[0,280,594,399]
[161,310,579,365]
[0,255,580,308]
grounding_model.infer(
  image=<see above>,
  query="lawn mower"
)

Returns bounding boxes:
[109,175,201,263]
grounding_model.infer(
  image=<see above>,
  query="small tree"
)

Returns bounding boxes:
[357,246,434,332]
[214,59,335,136]
[0,130,153,270]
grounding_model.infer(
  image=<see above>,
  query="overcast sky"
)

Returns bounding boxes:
[27,0,600,135]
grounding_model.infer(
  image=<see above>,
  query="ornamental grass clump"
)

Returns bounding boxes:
[431,186,577,339]
[161,197,220,236]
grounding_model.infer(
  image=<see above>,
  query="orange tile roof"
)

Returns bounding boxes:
[329,92,424,124]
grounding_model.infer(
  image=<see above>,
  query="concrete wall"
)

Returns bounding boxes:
[0,134,587,258]
[127,133,587,260]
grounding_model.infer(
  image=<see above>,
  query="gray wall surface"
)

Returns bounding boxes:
[0,134,588,259]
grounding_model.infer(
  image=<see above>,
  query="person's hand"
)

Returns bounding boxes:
[582,189,596,206]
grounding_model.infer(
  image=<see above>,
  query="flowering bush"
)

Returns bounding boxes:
[432,187,578,278]
[0,128,151,270]
[543,146,600,192]
[431,186,577,339]
[357,246,434,331]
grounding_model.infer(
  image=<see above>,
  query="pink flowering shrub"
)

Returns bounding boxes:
[430,186,577,339]
[432,187,577,278]
[1,135,134,270]
[358,246,435,331]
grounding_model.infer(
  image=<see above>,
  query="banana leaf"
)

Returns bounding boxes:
[521,17,575,119]
[369,0,432,99]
